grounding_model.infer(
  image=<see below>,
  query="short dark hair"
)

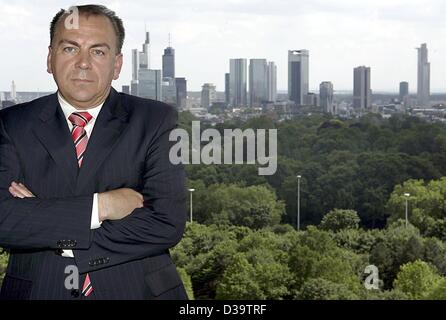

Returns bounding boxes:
[50,4,125,54]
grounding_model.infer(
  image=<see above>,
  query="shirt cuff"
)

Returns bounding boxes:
[62,250,74,258]
[90,193,102,229]
[60,194,100,259]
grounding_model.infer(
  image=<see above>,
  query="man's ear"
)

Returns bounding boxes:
[113,53,123,80]
[47,46,53,74]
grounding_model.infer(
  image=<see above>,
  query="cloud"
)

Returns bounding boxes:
[1,0,446,92]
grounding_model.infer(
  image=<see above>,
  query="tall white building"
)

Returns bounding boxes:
[131,49,139,96]
[320,82,334,114]
[229,59,247,107]
[201,83,216,109]
[267,62,277,103]
[288,50,309,106]
[11,81,16,102]
[353,66,371,112]
[417,43,430,107]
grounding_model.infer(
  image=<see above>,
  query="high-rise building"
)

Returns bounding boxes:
[175,78,187,110]
[162,77,177,105]
[399,81,409,101]
[320,82,334,114]
[417,43,430,107]
[353,66,371,111]
[131,80,139,96]
[249,59,268,107]
[229,59,247,107]
[131,49,139,81]
[131,48,139,96]
[288,50,309,106]
[11,81,16,102]
[267,62,277,103]
[225,73,230,105]
[162,46,175,79]
[138,69,162,100]
[139,32,151,69]
[201,83,216,109]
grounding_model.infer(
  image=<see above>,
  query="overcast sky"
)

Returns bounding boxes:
[1,0,446,93]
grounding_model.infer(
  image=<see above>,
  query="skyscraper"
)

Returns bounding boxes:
[249,59,268,107]
[399,82,409,101]
[353,66,371,111]
[225,73,230,105]
[139,31,150,69]
[267,62,277,103]
[162,46,175,79]
[288,50,309,106]
[175,78,187,110]
[131,49,139,96]
[229,59,247,107]
[162,77,177,105]
[131,49,139,81]
[417,43,430,107]
[320,82,334,114]
[201,83,216,109]
[138,69,162,100]
[11,80,16,102]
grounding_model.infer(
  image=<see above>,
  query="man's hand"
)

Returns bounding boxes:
[98,188,144,222]
[9,181,35,198]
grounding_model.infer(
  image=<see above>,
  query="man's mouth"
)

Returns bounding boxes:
[72,79,94,83]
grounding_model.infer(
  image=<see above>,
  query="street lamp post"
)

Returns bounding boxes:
[404,193,410,228]
[188,189,195,223]
[297,175,301,231]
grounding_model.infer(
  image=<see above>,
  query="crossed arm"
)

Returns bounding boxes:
[9,182,143,223]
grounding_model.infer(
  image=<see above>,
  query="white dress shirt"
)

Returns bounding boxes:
[57,92,103,257]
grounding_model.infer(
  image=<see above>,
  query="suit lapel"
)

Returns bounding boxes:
[32,93,79,194]
[75,88,129,193]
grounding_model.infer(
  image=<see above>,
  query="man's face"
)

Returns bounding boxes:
[47,14,123,109]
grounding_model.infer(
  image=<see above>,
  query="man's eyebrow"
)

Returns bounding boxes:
[57,39,110,50]
[58,39,80,47]
[90,43,111,50]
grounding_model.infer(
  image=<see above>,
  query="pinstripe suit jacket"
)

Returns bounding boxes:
[0,88,188,300]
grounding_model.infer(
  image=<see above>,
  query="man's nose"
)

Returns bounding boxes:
[75,50,92,69]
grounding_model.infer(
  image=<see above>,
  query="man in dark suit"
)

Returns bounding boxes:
[0,4,187,299]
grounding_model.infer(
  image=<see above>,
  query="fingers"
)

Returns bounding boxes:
[9,181,36,198]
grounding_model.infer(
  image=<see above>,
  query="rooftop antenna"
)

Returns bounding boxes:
[144,22,150,43]
[168,33,171,47]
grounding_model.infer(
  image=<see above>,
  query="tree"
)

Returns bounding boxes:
[387,177,446,239]
[0,250,8,285]
[320,209,361,232]
[194,184,285,229]
[177,267,195,300]
[288,227,362,295]
[298,278,359,300]
[426,278,446,300]
[393,260,441,299]
[216,254,264,299]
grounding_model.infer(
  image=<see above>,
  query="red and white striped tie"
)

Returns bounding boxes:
[68,111,94,297]
[68,111,93,167]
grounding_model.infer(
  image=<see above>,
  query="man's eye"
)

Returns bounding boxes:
[92,49,105,56]
[63,47,77,53]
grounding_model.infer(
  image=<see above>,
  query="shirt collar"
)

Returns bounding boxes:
[57,92,104,121]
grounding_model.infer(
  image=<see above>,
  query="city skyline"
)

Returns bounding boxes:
[1,0,446,92]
